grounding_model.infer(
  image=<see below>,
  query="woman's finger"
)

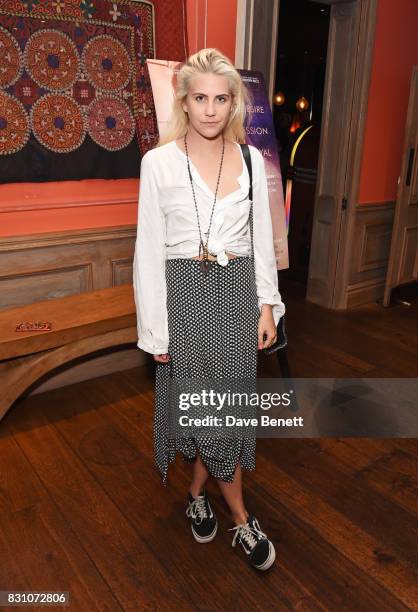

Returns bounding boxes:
[264,332,277,348]
[258,326,277,349]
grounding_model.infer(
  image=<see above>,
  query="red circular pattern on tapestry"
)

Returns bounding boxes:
[82,35,131,93]
[0,26,23,88]
[87,96,135,151]
[31,93,86,153]
[25,29,80,91]
[0,91,30,155]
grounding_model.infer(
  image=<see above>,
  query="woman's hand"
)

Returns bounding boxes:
[153,353,171,363]
[258,304,277,350]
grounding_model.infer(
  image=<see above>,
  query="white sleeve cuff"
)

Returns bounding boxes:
[258,296,286,327]
[137,341,169,355]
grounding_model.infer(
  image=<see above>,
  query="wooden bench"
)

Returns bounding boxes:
[0,284,137,421]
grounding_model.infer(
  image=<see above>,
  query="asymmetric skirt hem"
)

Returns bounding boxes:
[155,438,257,487]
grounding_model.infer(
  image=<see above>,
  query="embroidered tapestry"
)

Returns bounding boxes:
[0,0,188,184]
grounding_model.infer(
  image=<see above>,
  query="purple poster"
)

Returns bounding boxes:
[239,69,289,270]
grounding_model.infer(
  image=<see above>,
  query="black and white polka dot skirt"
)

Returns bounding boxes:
[154,256,260,487]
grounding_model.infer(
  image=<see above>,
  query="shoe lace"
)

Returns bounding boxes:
[228,517,267,549]
[186,495,208,525]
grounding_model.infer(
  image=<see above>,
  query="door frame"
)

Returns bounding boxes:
[235,0,378,309]
[383,65,418,306]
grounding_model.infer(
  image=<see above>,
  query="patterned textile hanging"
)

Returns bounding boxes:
[0,0,188,183]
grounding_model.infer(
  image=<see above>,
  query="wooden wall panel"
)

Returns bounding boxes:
[347,202,395,307]
[0,227,136,311]
[1,265,93,310]
[399,224,418,284]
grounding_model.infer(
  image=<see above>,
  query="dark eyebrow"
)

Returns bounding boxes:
[191,92,231,97]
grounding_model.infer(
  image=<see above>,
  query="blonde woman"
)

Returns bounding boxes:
[133,48,285,571]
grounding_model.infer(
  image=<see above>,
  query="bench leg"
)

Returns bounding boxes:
[0,327,137,422]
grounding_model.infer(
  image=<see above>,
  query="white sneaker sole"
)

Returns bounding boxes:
[191,521,218,543]
[252,540,276,571]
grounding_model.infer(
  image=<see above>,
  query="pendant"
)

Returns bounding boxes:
[200,258,210,277]
[199,241,210,278]
[201,242,210,277]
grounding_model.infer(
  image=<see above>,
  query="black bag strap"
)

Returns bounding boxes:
[240,143,254,262]
[240,143,253,201]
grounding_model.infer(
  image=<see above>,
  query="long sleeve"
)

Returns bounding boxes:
[133,151,169,354]
[251,146,286,326]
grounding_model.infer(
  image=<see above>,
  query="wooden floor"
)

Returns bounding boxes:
[1,285,418,611]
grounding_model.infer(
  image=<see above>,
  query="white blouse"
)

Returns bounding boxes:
[133,140,285,355]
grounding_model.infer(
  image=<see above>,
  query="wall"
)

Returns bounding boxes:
[357,0,418,205]
[0,0,237,238]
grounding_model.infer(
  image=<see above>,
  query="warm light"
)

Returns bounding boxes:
[285,124,314,232]
[296,96,309,111]
[289,115,301,133]
[290,124,314,166]
[273,91,285,106]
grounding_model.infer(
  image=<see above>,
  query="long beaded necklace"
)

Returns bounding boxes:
[184,132,225,278]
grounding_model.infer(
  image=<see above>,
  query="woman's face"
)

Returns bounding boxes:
[182,72,233,139]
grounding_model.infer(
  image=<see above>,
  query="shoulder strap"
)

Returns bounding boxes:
[240,143,254,262]
[240,143,253,201]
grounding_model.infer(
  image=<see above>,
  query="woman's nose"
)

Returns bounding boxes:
[205,102,216,115]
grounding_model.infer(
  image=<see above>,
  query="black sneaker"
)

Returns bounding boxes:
[228,514,276,570]
[185,488,218,543]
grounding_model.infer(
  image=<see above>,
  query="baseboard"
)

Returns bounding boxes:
[346,278,385,308]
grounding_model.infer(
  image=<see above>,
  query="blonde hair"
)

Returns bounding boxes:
[157,48,253,146]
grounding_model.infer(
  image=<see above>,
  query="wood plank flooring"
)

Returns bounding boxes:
[1,286,417,610]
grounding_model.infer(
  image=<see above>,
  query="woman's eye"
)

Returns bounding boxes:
[194,95,227,102]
